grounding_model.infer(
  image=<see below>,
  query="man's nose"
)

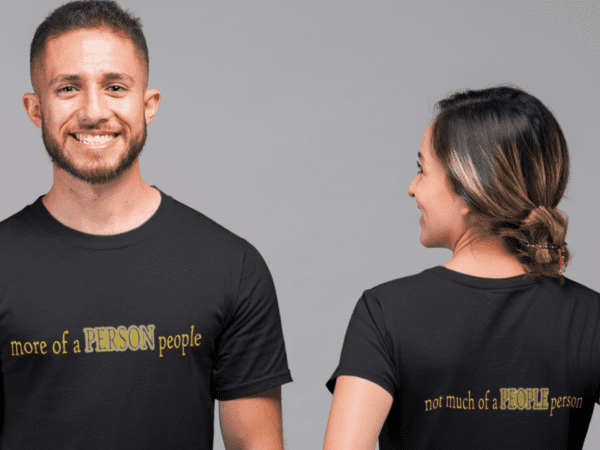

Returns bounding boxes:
[78,87,110,126]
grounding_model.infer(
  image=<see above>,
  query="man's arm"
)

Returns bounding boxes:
[323,375,393,450]
[219,386,284,450]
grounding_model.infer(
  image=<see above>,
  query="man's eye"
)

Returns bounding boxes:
[109,86,125,92]
[58,86,74,93]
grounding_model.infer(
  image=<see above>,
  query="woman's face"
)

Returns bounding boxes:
[408,123,470,250]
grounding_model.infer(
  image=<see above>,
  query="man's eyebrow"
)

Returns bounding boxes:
[103,72,135,84]
[49,72,135,86]
[49,74,80,86]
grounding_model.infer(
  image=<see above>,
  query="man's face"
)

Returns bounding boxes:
[36,27,150,185]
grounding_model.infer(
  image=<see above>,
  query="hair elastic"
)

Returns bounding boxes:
[523,242,565,274]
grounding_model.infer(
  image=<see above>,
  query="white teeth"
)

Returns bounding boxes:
[75,134,116,145]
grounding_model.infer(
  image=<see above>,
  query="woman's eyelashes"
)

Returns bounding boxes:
[417,161,423,174]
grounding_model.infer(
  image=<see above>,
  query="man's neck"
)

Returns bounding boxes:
[42,165,162,236]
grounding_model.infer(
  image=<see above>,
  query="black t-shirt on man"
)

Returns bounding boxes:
[0,187,293,449]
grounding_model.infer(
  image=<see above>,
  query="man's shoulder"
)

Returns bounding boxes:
[0,204,33,240]
[166,194,254,256]
[0,205,39,277]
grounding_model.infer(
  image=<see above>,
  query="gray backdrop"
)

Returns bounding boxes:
[1,0,599,448]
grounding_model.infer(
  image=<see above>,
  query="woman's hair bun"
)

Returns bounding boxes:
[517,206,571,282]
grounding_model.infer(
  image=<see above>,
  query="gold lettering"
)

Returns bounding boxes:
[425,399,433,411]
[11,341,23,356]
[40,341,47,355]
[467,391,474,409]
[73,340,80,353]
[107,327,117,351]
[540,388,549,409]
[181,334,189,356]
[83,328,97,353]
[128,325,141,351]
[61,330,69,354]
[167,335,173,349]
[23,342,33,354]
[140,325,155,351]
[499,388,509,410]
[158,336,167,357]
[516,388,526,410]
[509,388,517,410]
[446,396,456,408]
[525,388,534,410]
[95,327,107,352]
[194,333,202,346]
[532,388,541,410]
[117,326,128,351]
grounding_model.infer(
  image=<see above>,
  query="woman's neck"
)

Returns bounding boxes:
[443,236,526,278]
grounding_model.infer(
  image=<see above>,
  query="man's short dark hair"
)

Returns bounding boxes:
[30,0,149,92]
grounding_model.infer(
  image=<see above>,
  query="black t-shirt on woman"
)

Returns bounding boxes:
[328,266,600,449]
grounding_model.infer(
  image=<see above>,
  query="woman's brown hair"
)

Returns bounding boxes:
[431,84,572,284]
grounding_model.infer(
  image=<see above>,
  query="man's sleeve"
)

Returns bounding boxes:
[212,242,293,400]
[326,291,397,397]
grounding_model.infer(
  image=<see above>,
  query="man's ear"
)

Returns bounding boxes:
[144,88,161,126]
[23,93,43,129]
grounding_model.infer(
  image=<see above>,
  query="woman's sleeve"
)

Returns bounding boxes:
[326,291,397,397]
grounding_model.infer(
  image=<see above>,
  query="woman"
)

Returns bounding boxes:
[324,85,600,449]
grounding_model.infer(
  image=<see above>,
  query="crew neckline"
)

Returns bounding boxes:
[27,185,171,250]
[429,265,542,290]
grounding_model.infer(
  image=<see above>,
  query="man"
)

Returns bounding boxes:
[1,1,292,448]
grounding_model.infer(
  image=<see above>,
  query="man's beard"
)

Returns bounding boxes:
[41,115,148,185]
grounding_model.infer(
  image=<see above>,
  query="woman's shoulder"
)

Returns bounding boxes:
[363,267,437,300]
[363,266,600,306]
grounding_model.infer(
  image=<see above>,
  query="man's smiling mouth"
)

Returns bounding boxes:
[69,133,121,145]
